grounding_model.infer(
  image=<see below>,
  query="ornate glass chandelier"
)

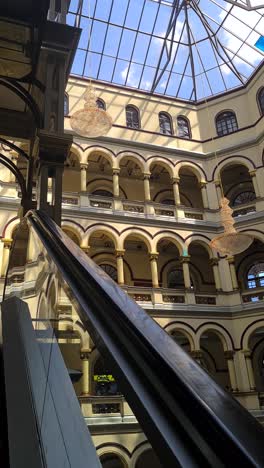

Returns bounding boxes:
[70,0,112,138]
[210,197,253,255]
[70,84,112,138]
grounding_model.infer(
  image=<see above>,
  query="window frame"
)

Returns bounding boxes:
[64,93,69,116]
[246,263,264,289]
[159,112,173,135]
[97,98,106,110]
[215,110,238,137]
[176,115,191,139]
[126,105,141,129]
[257,87,264,116]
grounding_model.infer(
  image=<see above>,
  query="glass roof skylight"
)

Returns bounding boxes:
[67,0,264,101]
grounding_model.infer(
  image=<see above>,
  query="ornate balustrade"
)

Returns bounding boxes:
[122,200,145,214]
[79,395,134,421]
[89,194,113,209]
[233,202,256,218]
[242,288,264,303]
[183,207,204,220]
[62,192,79,206]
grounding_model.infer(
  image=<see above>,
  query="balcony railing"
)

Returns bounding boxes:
[242,288,264,303]
[233,202,256,218]
[78,395,134,420]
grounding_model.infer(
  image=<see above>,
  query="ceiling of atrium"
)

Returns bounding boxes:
[67,0,264,101]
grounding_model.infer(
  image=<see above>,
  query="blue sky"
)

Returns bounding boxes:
[67,0,264,100]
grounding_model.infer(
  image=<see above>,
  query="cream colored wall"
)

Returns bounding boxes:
[66,65,264,155]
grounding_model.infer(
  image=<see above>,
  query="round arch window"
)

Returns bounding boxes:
[167,268,184,288]
[100,453,125,468]
[92,189,113,198]
[247,263,264,289]
[100,264,117,281]
[135,449,162,468]
[232,191,255,206]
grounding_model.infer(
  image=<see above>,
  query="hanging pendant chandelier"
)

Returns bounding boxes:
[70,83,112,138]
[210,197,253,255]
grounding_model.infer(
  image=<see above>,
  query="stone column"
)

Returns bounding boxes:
[81,245,90,255]
[80,351,90,395]
[180,255,191,289]
[243,350,256,391]
[116,249,125,285]
[210,257,222,291]
[1,238,12,277]
[37,131,72,225]
[149,253,159,288]
[249,170,260,198]
[80,164,88,192]
[214,180,222,206]
[224,350,238,392]
[10,151,18,182]
[190,350,204,366]
[172,177,181,206]
[112,168,120,198]
[143,172,151,201]
[200,182,209,209]
[228,256,239,290]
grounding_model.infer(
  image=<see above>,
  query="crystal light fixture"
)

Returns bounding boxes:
[210,197,253,255]
[70,84,112,138]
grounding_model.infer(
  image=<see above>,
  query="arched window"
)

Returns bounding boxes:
[159,112,173,135]
[232,191,255,206]
[216,111,238,136]
[100,264,117,281]
[92,189,113,198]
[247,263,264,289]
[177,116,191,139]
[100,453,125,468]
[97,98,106,110]
[257,88,264,116]
[167,268,185,288]
[126,105,140,129]
[64,93,69,115]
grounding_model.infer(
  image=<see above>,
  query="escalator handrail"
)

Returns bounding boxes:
[23,210,264,468]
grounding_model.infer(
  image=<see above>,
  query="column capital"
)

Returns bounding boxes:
[242,349,252,359]
[1,238,12,247]
[112,168,120,176]
[115,249,125,258]
[171,176,180,184]
[227,256,235,264]
[199,181,207,189]
[80,163,88,171]
[80,351,90,360]
[149,252,159,261]
[249,170,256,178]
[214,179,221,187]
[210,257,219,266]
[224,350,235,360]
[10,151,19,161]
[143,172,151,179]
[190,350,203,359]
[81,245,90,254]
[180,255,191,263]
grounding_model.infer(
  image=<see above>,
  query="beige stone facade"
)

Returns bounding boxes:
[1,65,264,466]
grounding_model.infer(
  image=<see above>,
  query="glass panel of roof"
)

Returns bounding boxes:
[68,0,264,101]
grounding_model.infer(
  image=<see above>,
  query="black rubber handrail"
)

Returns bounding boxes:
[27,210,264,468]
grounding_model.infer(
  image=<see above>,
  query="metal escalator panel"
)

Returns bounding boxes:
[3,210,264,468]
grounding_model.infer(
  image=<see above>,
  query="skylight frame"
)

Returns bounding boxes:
[68,0,264,101]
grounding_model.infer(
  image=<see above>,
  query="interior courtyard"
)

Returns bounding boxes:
[0,0,264,466]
